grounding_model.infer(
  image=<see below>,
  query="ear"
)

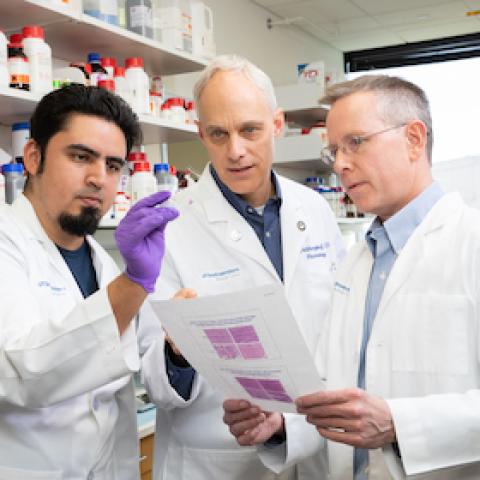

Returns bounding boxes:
[23,139,42,176]
[273,108,285,139]
[405,120,427,162]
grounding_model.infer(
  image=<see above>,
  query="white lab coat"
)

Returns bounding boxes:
[262,192,480,479]
[0,195,140,480]
[140,164,344,480]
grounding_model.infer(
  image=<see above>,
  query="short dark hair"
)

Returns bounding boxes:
[30,84,142,170]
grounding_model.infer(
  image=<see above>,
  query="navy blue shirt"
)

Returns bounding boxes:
[166,165,284,400]
[57,241,98,298]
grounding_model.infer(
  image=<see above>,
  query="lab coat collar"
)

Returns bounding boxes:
[376,191,463,317]
[11,193,107,297]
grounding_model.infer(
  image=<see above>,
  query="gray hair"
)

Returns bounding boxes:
[322,75,433,163]
[193,54,278,112]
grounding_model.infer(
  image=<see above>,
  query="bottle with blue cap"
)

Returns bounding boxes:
[87,52,107,87]
[11,122,30,162]
[2,163,25,204]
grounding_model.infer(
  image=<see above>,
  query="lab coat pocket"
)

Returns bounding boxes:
[391,294,470,375]
[0,465,62,480]
[182,446,274,479]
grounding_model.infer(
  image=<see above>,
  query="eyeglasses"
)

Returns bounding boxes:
[320,124,407,165]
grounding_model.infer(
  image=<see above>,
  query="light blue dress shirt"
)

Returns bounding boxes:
[354,182,444,479]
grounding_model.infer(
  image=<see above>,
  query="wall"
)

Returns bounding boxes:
[152,0,343,171]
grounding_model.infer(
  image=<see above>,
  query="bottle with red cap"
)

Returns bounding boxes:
[100,57,116,79]
[130,154,156,203]
[0,30,8,88]
[97,79,115,92]
[8,41,30,91]
[22,25,52,94]
[125,57,149,114]
[114,66,132,105]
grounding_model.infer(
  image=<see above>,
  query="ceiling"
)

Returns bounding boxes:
[251,0,480,51]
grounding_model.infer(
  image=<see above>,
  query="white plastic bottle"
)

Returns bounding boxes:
[114,66,132,106]
[131,161,156,203]
[0,30,8,89]
[125,57,150,114]
[191,0,215,59]
[84,0,119,25]
[22,25,52,94]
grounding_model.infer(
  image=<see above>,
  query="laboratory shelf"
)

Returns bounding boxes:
[274,134,330,173]
[0,87,41,125]
[0,88,198,146]
[0,0,208,75]
[139,116,198,144]
[276,83,328,127]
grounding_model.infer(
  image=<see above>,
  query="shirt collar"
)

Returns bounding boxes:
[366,181,444,256]
[209,164,282,215]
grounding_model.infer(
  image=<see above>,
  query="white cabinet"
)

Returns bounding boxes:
[0,0,206,141]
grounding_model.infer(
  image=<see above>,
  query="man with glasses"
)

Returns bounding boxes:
[223,75,480,479]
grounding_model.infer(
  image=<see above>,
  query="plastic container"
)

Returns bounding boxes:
[125,57,150,114]
[131,161,156,203]
[0,170,5,205]
[0,30,8,88]
[22,26,52,94]
[168,97,186,123]
[185,100,197,124]
[153,0,192,52]
[191,0,215,59]
[8,42,30,91]
[113,191,130,219]
[100,57,117,79]
[114,66,132,105]
[153,163,178,195]
[3,163,25,204]
[11,122,30,161]
[87,52,107,87]
[149,91,162,116]
[126,0,153,38]
[83,0,119,25]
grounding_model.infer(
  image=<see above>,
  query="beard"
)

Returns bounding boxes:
[58,206,102,236]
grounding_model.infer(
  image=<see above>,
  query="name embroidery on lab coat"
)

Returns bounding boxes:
[38,280,67,295]
[202,267,241,280]
[302,242,330,259]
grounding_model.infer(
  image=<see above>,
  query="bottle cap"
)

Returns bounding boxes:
[22,25,45,39]
[133,161,151,172]
[128,152,146,162]
[97,79,115,92]
[101,57,117,68]
[2,163,24,173]
[125,57,144,69]
[114,66,125,77]
[154,163,169,172]
[12,122,29,131]
[87,52,101,63]
[9,33,23,43]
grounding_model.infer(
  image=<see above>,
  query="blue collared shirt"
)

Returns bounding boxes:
[166,165,283,399]
[210,164,284,281]
[354,182,444,479]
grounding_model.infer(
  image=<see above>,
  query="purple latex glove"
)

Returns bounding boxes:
[115,191,179,293]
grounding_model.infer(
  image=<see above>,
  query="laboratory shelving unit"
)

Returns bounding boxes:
[0,0,207,233]
[274,82,372,244]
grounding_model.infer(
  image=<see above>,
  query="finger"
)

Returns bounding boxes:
[228,412,266,438]
[173,288,198,300]
[126,208,179,239]
[127,191,171,213]
[223,399,252,413]
[296,388,362,410]
[317,427,363,447]
[305,416,360,432]
[223,405,262,425]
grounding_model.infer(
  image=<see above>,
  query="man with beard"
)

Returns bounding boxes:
[0,85,178,479]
